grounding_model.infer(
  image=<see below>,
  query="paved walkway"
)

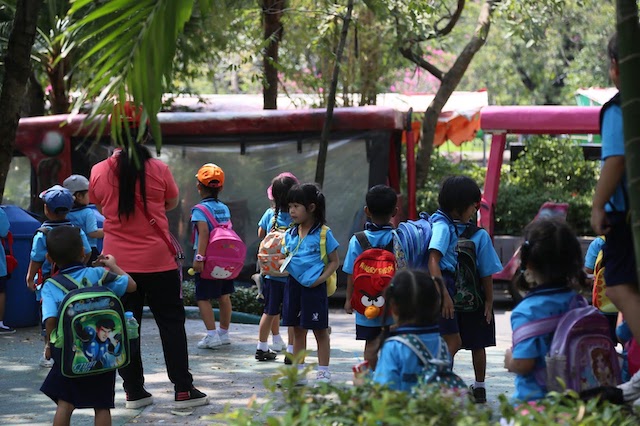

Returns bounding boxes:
[0,308,515,425]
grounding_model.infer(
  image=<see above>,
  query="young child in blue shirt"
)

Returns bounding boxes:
[63,174,104,263]
[191,163,234,349]
[0,206,13,333]
[427,175,481,357]
[255,172,298,362]
[452,222,503,403]
[584,236,617,342]
[504,218,585,402]
[39,226,135,425]
[281,183,339,384]
[373,269,448,392]
[343,184,398,371]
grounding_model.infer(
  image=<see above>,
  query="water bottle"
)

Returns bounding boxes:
[125,311,139,340]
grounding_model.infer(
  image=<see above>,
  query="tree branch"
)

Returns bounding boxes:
[399,46,445,81]
[433,0,465,38]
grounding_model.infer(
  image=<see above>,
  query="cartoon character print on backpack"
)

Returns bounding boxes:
[591,239,618,313]
[453,224,484,313]
[258,217,288,277]
[351,232,396,318]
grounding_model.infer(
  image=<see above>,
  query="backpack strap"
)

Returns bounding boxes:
[194,204,231,229]
[355,231,372,251]
[459,223,481,239]
[386,334,451,368]
[46,273,86,294]
[320,225,329,263]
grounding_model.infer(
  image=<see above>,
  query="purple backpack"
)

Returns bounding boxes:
[194,205,247,280]
[512,294,621,393]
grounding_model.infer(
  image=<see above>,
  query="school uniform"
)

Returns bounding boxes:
[428,210,458,335]
[455,225,503,350]
[30,220,92,278]
[342,224,395,341]
[257,208,293,315]
[373,324,444,392]
[67,205,101,261]
[281,223,339,330]
[40,263,129,408]
[191,198,234,299]
[510,283,576,402]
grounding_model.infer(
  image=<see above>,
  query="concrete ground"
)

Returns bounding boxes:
[0,303,515,425]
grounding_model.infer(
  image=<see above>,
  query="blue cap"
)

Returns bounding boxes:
[39,185,74,213]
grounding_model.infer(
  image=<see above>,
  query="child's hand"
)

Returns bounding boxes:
[504,347,513,372]
[591,206,610,235]
[344,299,353,314]
[192,260,203,273]
[26,278,36,291]
[44,344,52,361]
[94,254,117,269]
[442,293,454,319]
[484,301,493,324]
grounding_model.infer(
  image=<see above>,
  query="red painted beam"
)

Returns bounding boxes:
[480,106,601,135]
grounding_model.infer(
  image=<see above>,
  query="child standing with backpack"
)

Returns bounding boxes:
[255,172,298,362]
[428,176,481,357]
[343,185,398,371]
[373,269,465,392]
[63,174,104,264]
[191,164,236,349]
[504,218,591,402]
[39,226,135,425]
[281,183,339,384]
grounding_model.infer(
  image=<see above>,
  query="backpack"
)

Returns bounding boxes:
[591,238,617,313]
[386,334,466,390]
[2,231,18,276]
[351,232,396,317]
[393,212,432,270]
[320,225,338,296]
[512,294,621,393]
[48,273,130,378]
[453,224,483,312]
[257,216,289,277]
[193,204,247,280]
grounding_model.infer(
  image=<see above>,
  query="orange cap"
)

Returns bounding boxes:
[196,163,225,188]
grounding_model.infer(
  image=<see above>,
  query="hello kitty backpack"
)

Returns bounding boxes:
[193,204,247,280]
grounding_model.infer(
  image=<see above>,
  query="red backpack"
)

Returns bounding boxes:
[350,232,396,319]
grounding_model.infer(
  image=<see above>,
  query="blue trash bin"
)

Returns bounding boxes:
[2,205,41,328]
[88,204,104,253]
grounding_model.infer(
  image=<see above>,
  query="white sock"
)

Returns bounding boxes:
[317,365,329,372]
[272,334,284,344]
[474,381,485,389]
[287,345,294,353]
[0,321,5,328]
[207,329,218,337]
[257,341,269,351]
[218,328,228,336]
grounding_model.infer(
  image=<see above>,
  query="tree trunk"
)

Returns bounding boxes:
[262,0,286,110]
[315,0,355,187]
[21,71,45,117]
[46,50,71,114]
[616,0,640,284]
[414,0,496,188]
[0,0,43,203]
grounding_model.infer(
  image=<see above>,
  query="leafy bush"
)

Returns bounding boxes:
[181,279,264,316]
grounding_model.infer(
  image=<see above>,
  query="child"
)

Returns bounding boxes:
[191,163,234,348]
[504,218,585,402]
[372,270,447,392]
[0,206,14,333]
[26,185,92,368]
[63,174,104,263]
[281,183,339,384]
[616,313,640,382]
[452,221,503,403]
[584,236,617,342]
[343,184,398,370]
[428,175,481,356]
[39,226,136,425]
[255,172,298,362]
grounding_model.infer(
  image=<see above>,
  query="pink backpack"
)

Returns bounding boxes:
[513,294,621,393]
[193,204,247,280]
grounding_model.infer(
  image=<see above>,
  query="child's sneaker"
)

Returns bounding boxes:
[316,370,331,384]
[218,332,231,345]
[0,324,16,334]
[270,341,285,352]
[39,355,54,368]
[255,348,277,361]
[125,388,154,409]
[174,387,209,408]
[470,385,486,403]
[197,334,222,349]
[284,352,293,365]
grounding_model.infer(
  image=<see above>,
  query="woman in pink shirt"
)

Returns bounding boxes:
[90,125,208,410]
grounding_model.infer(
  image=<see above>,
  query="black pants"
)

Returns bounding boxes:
[118,269,193,393]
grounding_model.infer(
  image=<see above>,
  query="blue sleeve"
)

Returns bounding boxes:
[511,308,546,360]
[191,206,208,224]
[428,221,451,256]
[79,230,91,255]
[105,273,129,298]
[584,237,605,270]
[258,209,274,231]
[325,228,340,256]
[617,320,632,344]
[601,106,624,160]
[31,231,47,262]
[474,230,503,278]
[372,342,403,391]
[41,283,61,322]
[0,208,9,238]
[84,210,98,234]
[342,236,362,274]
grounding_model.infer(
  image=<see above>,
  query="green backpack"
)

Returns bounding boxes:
[48,273,130,378]
[453,224,484,313]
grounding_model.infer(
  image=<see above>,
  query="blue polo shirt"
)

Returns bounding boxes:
[190,198,231,254]
[601,103,627,212]
[41,264,129,322]
[455,224,503,279]
[343,228,395,327]
[373,325,445,392]
[584,237,605,270]
[258,208,293,282]
[67,206,100,248]
[428,210,457,273]
[282,223,339,287]
[30,221,92,276]
[510,284,576,402]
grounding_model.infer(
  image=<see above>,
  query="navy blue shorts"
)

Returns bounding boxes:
[603,212,638,287]
[0,275,6,293]
[263,277,286,315]
[439,272,459,336]
[281,277,328,330]
[457,309,496,350]
[195,274,235,301]
[356,324,386,341]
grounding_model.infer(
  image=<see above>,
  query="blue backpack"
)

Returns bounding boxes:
[394,212,433,270]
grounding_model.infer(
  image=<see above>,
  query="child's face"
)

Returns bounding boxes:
[74,191,89,206]
[288,202,313,225]
[460,202,479,223]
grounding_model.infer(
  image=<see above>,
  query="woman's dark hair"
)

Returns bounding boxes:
[608,33,618,63]
[271,175,298,220]
[438,175,481,215]
[116,140,152,219]
[516,217,586,291]
[287,183,327,225]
